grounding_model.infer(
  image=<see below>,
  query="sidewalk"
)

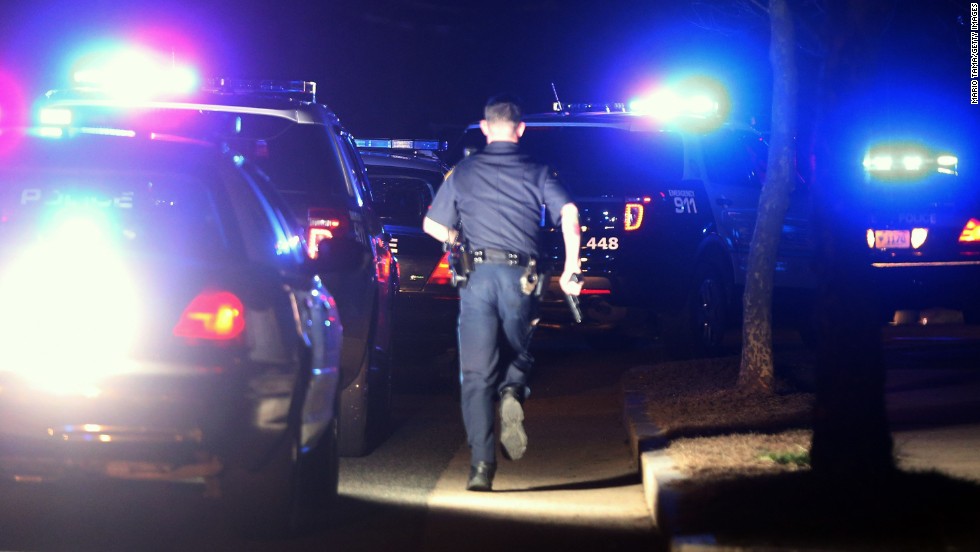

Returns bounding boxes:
[621,334,980,550]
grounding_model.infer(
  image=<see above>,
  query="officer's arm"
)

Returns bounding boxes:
[423,216,458,245]
[558,203,584,295]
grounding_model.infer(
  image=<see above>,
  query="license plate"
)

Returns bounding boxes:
[874,229,910,249]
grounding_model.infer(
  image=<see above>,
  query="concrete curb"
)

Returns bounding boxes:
[621,369,676,530]
[623,367,770,550]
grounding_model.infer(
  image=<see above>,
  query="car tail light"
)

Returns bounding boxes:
[959,218,980,243]
[307,207,349,259]
[173,290,245,341]
[581,288,612,295]
[624,198,650,231]
[427,251,453,286]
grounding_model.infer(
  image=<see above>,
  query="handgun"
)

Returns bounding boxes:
[566,273,583,324]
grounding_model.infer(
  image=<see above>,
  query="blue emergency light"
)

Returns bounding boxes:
[355,138,447,151]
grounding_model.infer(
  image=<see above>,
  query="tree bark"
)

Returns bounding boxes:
[738,0,797,394]
[808,0,895,478]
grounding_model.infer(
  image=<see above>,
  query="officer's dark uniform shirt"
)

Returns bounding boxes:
[428,142,570,258]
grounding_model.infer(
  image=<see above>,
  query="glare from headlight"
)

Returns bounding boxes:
[0,214,141,395]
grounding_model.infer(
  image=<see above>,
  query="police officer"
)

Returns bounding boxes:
[423,95,583,491]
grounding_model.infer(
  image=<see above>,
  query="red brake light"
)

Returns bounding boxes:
[173,290,245,341]
[427,251,453,286]
[959,218,980,243]
[307,207,348,259]
[581,288,611,295]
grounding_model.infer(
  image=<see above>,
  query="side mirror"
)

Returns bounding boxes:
[313,236,370,272]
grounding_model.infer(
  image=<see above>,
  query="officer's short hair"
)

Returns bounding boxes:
[484,95,523,125]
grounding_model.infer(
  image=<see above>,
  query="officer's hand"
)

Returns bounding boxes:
[559,270,584,296]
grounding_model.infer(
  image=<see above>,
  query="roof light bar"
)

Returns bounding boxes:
[203,78,317,103]
[863,143,958,179]
[71,48,199,98]
[355,138,448,151]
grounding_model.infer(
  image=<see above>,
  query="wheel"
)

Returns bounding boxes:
[660,261,729,359]
[222,428,308,539]
[222,417,339,538]
[690,262,729,355]
[301,416,340,511]
[339,297,393,456]
[338,341,392,456]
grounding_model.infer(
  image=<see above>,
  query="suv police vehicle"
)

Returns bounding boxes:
[448,93,815,355]
[37,58,394,456]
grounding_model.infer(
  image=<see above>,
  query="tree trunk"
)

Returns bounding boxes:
[808,0,895,479]
[738,0,797,394]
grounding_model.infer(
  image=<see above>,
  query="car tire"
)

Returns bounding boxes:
[338,349,372,457]
[222,426,314,539]
[339,341,392,457]
[302,415,340,511]
[339,296,394,457]
[689,261,729,355]
[661,260,729,358]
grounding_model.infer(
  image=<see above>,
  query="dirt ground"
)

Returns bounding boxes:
[624,349,980,550]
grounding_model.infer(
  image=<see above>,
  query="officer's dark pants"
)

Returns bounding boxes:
[458,263,535,465]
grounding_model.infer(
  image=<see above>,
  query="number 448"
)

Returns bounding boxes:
[584,236,619,250]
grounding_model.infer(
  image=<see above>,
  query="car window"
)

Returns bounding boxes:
[367,169,437,226]
[339,131,371,203]
[218,162,306,264]
[0,166,233,261]
[218,117,350,217]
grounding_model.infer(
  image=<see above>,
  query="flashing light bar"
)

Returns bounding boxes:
[863,144,958,178]
[39,107,72,126]
[554,81,726,124]
[554,102,629,113]
[71,48,199,98]
[203,78,317,102]
[355,138,447,151]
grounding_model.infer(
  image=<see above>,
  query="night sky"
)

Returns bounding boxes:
[0,1,975,150]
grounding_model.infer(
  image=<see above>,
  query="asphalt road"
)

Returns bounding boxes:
[883,324,980,484]
[0,332,668,552]
[2,325,976,552]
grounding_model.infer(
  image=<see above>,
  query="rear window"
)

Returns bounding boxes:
[0,166,231,261]
[200,114,351,210]
[366,166,442,226]
[38,105,351,211]
[459,126,685,196]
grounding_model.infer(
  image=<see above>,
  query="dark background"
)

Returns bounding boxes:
[0,1,975,149]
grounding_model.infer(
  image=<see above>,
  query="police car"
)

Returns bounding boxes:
[447,91,816,355]
[0,127,343,536]
[861,142,980,324]
[355,139,458,363]
[36,48,394,456]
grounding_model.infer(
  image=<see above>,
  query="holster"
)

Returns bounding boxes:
[519,259,540,296]
[448,242,473,288]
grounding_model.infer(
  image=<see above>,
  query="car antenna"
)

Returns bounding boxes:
[550,82,563,112]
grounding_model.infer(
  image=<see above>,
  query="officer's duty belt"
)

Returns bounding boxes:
[472,248,534,267]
